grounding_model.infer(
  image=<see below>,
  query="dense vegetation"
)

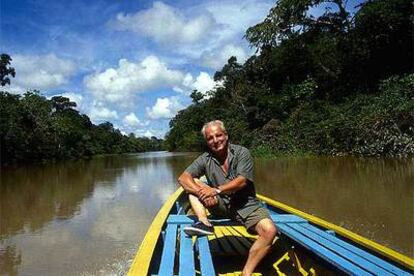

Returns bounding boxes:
[165,0,413,157]
[0,54,164,165]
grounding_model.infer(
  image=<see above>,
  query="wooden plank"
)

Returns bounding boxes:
[179,227,195,276]
[168,215,194,224]
[215,226,237,255]
[168,214,306,225]
[168,215,232,225]
[291,223,390,275]
[258,194,414,271]
[198,236,216,275]
[301,223,411,275]
[231,226,258,239]
[207,231,218,241]
[278,223,371,275]
[226,226,242,237]
[270,214,307,224]
[208,238,221,254]
[158,224,178,275]
[226,227,254,249]
[220,227,250,255]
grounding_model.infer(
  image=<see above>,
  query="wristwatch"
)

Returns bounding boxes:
[215,188,221,195]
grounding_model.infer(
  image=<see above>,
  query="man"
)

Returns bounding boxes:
[178,120,277,276]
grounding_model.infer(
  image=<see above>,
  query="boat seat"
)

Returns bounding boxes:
[265,213,410,275]
[168,215,258,257]
[166,214,309,258]
[156,220,216,275]
[165,214,410,275]
[273,217,411,275]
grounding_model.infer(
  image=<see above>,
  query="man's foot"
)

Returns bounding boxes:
[183,221,214,236]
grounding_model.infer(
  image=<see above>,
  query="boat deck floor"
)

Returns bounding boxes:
[154,213,411,275]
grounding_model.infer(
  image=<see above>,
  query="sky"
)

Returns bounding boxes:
[0,0,363,138]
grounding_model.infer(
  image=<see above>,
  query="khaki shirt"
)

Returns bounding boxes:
[185,143,261,219]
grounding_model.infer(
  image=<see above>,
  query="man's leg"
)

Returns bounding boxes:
[184,179,218,236]
[188,194,211,226]
[242,218,277,276]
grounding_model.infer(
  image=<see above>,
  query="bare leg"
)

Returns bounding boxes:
[188,179,218,226]
[242,218,277,276]
[188,194,211,226]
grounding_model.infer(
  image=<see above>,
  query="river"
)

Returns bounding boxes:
[1,152,413,275]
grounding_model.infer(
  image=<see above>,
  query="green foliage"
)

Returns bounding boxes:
[0,91,164,165]
[254,75,414,157]
[0,54,16,86]
[245,0,350,48]
[0,53,165,165]
[165,0,413,157]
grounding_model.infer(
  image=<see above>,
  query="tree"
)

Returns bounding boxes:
[245,0,351,49]
[51,96,77,112]
[1,90,165,164]
[0,54,16,87]
[165,0,413,157]
[190,90,204,104]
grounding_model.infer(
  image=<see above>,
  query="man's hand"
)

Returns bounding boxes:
[201,195,218,207]
[198,185,218,201]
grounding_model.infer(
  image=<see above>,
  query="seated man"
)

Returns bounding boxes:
[178,120,277,276]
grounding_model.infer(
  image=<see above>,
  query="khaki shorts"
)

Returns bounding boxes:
[208,196,271,234]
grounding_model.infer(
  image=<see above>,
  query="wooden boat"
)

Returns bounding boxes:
[128,187,414,275]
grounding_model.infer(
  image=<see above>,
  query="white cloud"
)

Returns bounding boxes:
[200,44,250,69]
[192,72,219,93]
[173,71,222,97]
[88,105,119,122]
[203,0,272,37]
[123,112,141,127]
[108,1,272,70]
[84,56,184,104]
[110,1,216,45]
[11,54,76,91]
[143,130,155,138]
[147,97,184,119]
[133,128,164,138]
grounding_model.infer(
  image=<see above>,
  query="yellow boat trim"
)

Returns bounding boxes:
[257,194,414,270]
[128,188,413,275]
[127,187,184,276]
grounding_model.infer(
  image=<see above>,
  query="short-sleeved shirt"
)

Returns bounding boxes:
[185,143,262,219]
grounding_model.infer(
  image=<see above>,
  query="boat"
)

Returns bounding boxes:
[128,187,414,275]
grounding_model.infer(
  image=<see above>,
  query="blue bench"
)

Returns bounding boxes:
[268,213,410,275]
[158,214,409,275]
[156,220,216,276]
[281,223,410,275]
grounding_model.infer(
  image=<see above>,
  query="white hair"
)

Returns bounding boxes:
[201,120,227,138]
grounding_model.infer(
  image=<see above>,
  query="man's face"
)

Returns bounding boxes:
[205,124,228,154]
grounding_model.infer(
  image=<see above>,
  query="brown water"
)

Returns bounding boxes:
[0,152,413,275]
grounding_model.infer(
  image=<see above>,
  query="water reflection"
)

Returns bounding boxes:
[0,152,196,275]
[0,153,412,275]
[0,243,21,275]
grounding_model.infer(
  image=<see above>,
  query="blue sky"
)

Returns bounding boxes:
[1,0,363,138]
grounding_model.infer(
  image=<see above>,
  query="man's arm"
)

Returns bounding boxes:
[198,175,247,200]
[178,171,203,195]
[178,172,218,207]
[217,175,248,193]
